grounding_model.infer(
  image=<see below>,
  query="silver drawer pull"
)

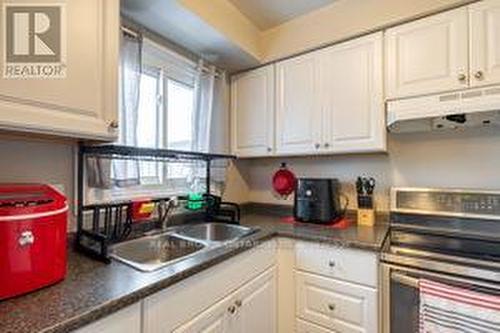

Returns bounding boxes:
[19,231,35,247]
[328,303,336,311]
[328,260,336,268]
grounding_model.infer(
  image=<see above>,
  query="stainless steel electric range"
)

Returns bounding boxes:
[381,188,500,333]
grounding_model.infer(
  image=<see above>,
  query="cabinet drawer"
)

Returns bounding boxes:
[297,319,336,333]
[296,271,377,333]
[295,241,377,287]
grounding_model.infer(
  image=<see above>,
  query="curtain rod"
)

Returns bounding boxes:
[120,25,224,78]
[121,26,139,38]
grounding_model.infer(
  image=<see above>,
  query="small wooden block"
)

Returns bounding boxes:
[357,209,375,226]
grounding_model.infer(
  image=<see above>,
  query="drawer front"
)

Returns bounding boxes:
[296,271,377,333]
[297,319,336,333]
[295,241,378,287]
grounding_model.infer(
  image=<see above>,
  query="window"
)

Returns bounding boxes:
[133,64,196,185]
[167,80,194,151]
[87,34,223,204]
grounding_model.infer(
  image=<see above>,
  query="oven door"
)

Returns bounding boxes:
[381,262,500,333]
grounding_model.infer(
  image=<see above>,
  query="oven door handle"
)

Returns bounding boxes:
[391,272,418,288]
[388,264,500,292]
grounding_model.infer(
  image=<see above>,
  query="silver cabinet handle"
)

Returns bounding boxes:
[19,231,35,247]
[458,73,467,82]
[314,143,320,149]
[324,143,330,148]
[328,260,336,268]
[227,305,236,314]
[267,147,272,153]
[474,70,484,80]
[108,120,119,129]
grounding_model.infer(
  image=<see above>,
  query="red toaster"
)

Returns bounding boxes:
[0,184,68,300]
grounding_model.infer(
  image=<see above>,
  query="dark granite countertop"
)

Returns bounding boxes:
[0,213,389,333]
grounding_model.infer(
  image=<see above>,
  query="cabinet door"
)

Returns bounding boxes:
[74,303,141,333]
[0,0,119,140]
[236,266,277,333]
[319,32,385,154]
[276,53,321,155]
[173,292,238,333]
[296,272,377,333]
[385,7,469,99]
[231,65,274,157]
[470,0,500,87]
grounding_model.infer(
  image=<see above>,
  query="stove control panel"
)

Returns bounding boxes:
[391,188,500,219]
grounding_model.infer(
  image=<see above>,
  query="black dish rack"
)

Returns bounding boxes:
[75,144,238,262]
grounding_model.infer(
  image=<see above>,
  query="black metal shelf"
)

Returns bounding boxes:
[80,144,237,162]
[75,143,238,262]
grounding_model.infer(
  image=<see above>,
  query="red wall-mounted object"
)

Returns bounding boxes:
[272,163,297,197]
[0,184,68,300]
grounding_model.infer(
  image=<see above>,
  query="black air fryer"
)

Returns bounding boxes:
[293,178,343,224]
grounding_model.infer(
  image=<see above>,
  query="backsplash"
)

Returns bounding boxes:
[231,128,500,212]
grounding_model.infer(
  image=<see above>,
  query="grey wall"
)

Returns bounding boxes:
[3,126,500,229]
[233,128,500,211]
[0,134,76,226]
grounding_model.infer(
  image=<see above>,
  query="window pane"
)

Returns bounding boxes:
[167,80,194,150]
[137,72,159,149]
[137,72,161,182]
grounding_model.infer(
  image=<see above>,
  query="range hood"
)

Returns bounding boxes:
[387,85,500,133]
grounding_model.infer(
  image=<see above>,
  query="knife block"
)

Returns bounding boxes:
[357,194,375,226]
[357,208,375,226]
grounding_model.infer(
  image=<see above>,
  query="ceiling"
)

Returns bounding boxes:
[121,0,260,72]
[228,0,336,30]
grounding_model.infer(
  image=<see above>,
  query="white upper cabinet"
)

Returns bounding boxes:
[0,0,119,140]
[231,65,275,157]
[469,0,500,87]
[385,7,469,99]
[275,53,321,155]
[318,32,385,153]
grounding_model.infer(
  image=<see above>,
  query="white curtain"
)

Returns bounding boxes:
[192,59,216,153]
[187,61,229,196]
[113,32,142,187]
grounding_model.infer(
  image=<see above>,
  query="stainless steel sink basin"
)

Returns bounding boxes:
[110,223,258,272]
[110,234,206,272]
[172,223,257,243]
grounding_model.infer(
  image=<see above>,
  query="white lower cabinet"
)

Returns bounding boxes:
[143,240,277,333]
[173,288,240,333]
[294,241,379,333]
[296,318,336,333]
[296,272,377,333]
[175,266,277,333]
[74,238,380,333]
[74,303,142,333]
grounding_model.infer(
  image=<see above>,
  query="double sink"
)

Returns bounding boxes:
[110,223,258,272]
